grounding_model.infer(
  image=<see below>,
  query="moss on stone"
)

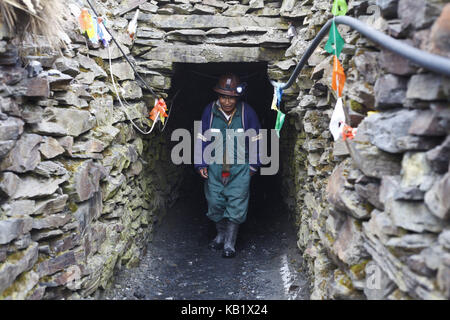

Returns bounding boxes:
[350,259,370,279]
[325,232,335,245]
[336,270,354,290]
[6,248,27,264]
[68,202,78,213]
[349,100,365,114]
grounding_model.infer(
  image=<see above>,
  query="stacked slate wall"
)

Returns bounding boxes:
[0,0,298,300]
[1,0,449,300]
[0,0,184,299]
[279,0,450,299]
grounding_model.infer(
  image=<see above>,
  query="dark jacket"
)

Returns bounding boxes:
[194,100,262,172]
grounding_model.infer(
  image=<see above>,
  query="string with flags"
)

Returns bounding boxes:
[326,0,357,142]
[271,84,285,138]
[77,6,168,135]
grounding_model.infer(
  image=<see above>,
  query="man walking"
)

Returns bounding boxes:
[195,73,262,258]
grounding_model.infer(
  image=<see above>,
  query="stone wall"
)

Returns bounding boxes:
[279,0,450,299]
[0,0,299,300]
[0,0,184,299]
[0,0,449,300]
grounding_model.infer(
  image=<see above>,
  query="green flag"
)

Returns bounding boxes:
[332,0,348,16]
[324,20,345,58]
[275,110,285,138]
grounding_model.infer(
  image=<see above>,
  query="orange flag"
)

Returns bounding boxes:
[332,55,346,97]
[342,124,357,141]
[149,98,168,123]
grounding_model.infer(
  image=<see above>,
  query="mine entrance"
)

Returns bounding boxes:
[102,63,310,300]
[166,62,282,213]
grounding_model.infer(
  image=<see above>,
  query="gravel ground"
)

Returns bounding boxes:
[101,176,310,300]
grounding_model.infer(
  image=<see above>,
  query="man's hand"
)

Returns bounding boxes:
[199,167,208,179]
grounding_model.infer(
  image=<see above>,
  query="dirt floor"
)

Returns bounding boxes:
[101,172,310,300]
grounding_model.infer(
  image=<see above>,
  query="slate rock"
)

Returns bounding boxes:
[39,136,65,160]
[385,198,443,233]
[24,77,50,98]
[74,54,107,79]
[354,50,380,84]
[1,200,35,217]
[376,0,398,19]
[332,216,370,265]
[36,250,77,278]
[41,69,74,90]
[32,214,71,230]
[31,107,96,137]
[426,135,450,174]
[348,120,402,179]
[32,195,69,216]
[11,174,69,200]
[424,172,450,220]
[428,4,450,58]
[0,218,33,245]
[0,172,20,198]
[0,242,38,294]
[362,109,441,154]
[223,4,249,16]
[438,229,450,250]
[73,192,103,235]
[141,14,288,30]
[386,233,437,252]
[398,0,442,31]
[111,62,135,81]
[121,81,143,100]
[409,105,450,137]
[327,160,374,220]
[374,74,407,109]
[64,159,107,202]
[437,264,450,298]
[363,209,402,244]
[35,161,68,178]
[54,57,81,77]
[406,74,450,101]
[355,181,383,211]
[400,152,434,189]
[378,44,417,75]
[57,136,74,156]
[363,260,397,300]
[0,117,24,142]
[0,133,42,173]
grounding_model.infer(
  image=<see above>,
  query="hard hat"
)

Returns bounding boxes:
[213,73,244,97]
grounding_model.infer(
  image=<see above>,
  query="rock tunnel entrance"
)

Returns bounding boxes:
[166,62,282,209]
[102,63,311,299]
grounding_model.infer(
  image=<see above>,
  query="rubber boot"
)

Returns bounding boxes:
[208,219,227,250]
[222,220,239,258]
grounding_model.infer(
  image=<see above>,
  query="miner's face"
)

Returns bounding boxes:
[219,94,237,113]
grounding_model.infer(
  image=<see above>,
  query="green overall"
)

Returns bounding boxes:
[204,103,251,225]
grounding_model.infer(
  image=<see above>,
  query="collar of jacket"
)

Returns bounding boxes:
[212,100,241,118]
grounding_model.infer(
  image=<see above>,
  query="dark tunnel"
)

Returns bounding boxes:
[103,64,309,299]
[165,62,285,217]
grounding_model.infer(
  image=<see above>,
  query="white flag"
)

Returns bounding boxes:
[329,98,346,141]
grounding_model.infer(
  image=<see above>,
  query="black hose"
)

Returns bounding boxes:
[278,16,450,90]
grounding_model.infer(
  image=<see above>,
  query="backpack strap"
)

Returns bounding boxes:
[209,101,215,129]
[241,102,245,130]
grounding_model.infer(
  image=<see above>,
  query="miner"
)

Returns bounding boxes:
[195,73,262,258]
